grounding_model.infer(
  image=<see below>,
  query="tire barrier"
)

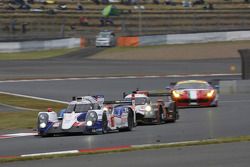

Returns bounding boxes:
[116,37,139,47]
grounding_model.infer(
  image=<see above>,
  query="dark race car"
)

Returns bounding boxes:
[123,90,179,124]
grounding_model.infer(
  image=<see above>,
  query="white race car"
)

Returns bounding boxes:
[37,96,135,137]
[124,90,179,124]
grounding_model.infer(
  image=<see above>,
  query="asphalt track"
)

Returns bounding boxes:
[0,75,250,157]
[0,55,249,165]
[0,58,240,80]
[3,142,250,167]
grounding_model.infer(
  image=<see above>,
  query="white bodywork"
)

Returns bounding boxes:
[95,31,116,47]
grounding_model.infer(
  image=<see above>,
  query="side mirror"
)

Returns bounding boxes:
[165,86,171,90]
[122,92,127,98]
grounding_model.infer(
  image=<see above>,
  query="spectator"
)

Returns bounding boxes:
[76,3,84,10]
[182,0,192,7]
[27,0,34,4]
[10,19,16,33]
[79,16,89,26]
[21,23,28,33]
[193,0,204,5]
[153,0,160,4]
[100,17,114,26]
[102,0,109,4]
[57,3,67,10]
[165,0,176,5]
[92,0,100,5]
[70,24,76,30]
[203,2,213,10]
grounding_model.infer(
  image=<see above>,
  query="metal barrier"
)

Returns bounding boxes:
[238,49,250,80]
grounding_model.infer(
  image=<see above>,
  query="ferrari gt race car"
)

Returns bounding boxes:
[123,90,179,124]
[37,95,136,137]
[167,80,218,107]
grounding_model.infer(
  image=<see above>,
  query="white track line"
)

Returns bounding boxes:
[0,133,37,139]
[0,102,41,111]
[220,99,250,103]
[0,91,68,104]
[0,73,240,83]
[21,150,79,157]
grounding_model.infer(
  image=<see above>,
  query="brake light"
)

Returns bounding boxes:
[47,108,53,112]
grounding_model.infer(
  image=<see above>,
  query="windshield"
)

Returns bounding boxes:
[66,104,93,113]
[98,33,111,38]
[125,97,148,105]
[175,82,209,90]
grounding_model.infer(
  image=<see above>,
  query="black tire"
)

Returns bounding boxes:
[157,106,164,124]
[101,113,108,134]
[125,110,134,131]
[39,132,53,137]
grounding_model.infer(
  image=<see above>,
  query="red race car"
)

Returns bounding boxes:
[168,80,218,108]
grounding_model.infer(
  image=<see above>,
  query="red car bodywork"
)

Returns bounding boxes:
[171,80,218,107]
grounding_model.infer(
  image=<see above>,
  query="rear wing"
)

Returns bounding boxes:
[147,90,172,97]
[104,100,132,105]
[123,90,172,98]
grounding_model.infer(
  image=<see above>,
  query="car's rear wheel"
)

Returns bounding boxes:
[157,106,164,124]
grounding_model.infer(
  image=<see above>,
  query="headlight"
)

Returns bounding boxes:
[86,111,98,123]
[173,90,181,98]
[39,114,46,120]
[39,113,48,123]
[86,121,93,126]
[207,90,215,97]
[145,105,152,112]
[39,122,46,128]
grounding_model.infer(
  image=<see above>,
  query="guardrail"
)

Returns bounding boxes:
[0,37,84,53]
[117,30,250,47]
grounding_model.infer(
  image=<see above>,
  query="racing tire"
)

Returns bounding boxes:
[120,110,133,132]
[101,113,108,134]
[39,132,53,137]
[126,110,133,131]
[157,106,164,124]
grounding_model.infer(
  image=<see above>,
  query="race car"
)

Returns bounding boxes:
[123,90,179,124]
[167,80,218,108]
[37,95,135,137]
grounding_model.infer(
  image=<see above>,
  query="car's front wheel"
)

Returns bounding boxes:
[101,113,108,134]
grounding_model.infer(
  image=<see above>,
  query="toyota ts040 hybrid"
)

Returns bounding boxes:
[123,90,179,124]
[37,96,136,137]
[167,80,219,108]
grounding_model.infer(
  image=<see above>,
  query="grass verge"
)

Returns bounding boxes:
[0,48,79,60]
[0,93,67,130]
[0,135,250,163]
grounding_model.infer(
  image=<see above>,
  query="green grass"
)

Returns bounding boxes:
[0,93,67,130]
[0,48,79,60]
